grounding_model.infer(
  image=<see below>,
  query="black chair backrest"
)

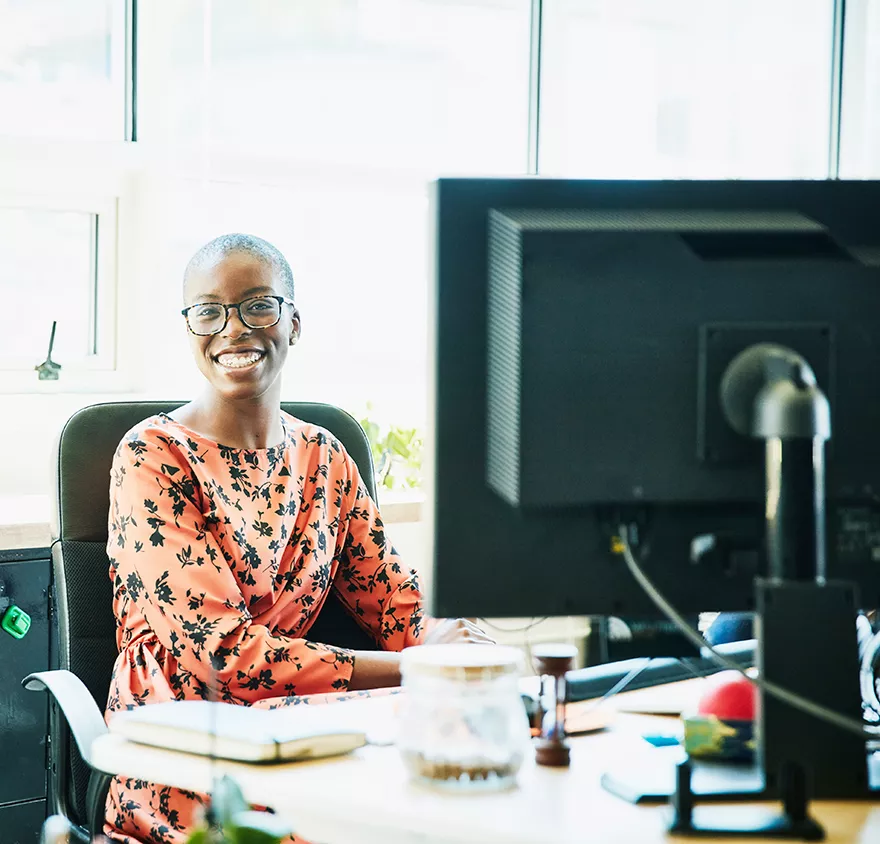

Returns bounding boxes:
[52,401,378,829]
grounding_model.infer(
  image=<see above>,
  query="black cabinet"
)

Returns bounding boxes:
[0,799,48,844]
[0,547,51,843]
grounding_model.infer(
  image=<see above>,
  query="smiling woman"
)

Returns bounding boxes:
[102,233,491,844]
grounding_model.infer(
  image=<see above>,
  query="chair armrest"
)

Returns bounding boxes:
[23,670,107,767]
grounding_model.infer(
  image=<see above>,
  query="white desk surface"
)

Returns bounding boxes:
[90,682,880,844]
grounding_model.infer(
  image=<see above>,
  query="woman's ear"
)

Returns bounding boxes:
[290,310,302,346]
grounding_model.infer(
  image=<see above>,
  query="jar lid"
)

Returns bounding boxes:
[401,644,523,680]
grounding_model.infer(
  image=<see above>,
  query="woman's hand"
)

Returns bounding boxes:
[348,620,495,689]
[424,618,495,645]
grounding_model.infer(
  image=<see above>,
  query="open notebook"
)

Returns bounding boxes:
[109,696,398,763]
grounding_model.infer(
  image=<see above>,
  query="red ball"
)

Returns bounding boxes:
[697,670,757,722]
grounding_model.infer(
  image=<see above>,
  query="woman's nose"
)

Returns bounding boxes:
[222,307,251,338]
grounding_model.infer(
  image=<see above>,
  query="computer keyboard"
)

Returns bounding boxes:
[565,640,755,703]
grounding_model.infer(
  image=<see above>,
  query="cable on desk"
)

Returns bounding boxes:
[477,617,552,676]
[478,616,550,633]
[616,523,878,740]
[578,656,653,712]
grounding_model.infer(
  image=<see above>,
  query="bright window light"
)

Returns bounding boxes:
[539,0,834,178]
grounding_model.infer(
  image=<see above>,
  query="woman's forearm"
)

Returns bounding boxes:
[348,650,403,690]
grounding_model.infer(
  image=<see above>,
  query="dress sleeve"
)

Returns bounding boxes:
[108,429,355,700]
[331,445,431,651]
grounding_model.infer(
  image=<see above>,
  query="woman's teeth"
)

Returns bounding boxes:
[217,351,263,368]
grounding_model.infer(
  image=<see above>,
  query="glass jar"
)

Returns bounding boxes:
[398,644,532,791]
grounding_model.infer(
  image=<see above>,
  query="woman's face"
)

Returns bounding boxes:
[183,252,300,402]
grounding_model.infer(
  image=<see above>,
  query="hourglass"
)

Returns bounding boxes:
[532,643,577,767]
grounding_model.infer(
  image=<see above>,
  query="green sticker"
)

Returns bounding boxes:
[1,606,31,639]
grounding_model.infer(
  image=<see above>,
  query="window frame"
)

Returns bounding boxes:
[839,0,880,177]
[0,0,137,395]
[0,193,120,393]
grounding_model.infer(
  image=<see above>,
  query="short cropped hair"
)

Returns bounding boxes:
[184,233,295,300]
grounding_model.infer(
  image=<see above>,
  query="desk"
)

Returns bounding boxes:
[91,687,880,844]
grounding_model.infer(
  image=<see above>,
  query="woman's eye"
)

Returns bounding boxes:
[195,305,221,318]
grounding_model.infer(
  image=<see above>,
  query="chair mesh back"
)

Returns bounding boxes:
[52,401,379,826]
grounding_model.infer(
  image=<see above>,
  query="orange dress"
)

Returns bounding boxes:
[103,412,429,843]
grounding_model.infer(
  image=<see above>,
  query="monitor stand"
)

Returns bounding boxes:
[601,578,877,838]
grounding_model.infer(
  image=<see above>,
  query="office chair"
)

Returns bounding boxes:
[23,401,381,843]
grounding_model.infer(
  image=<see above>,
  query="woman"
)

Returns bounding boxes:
[104,234,490,843]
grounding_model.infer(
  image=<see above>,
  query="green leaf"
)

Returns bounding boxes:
[228,810,294,844]
[359,414,424,491]
[387,434,407,457]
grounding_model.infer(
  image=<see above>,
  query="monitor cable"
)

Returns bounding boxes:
[478,616,550,633]
[616,523,879,740]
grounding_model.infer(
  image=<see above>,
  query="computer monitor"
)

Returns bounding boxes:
[429,178,880,620]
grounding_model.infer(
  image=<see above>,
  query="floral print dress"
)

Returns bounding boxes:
[103,412,429,843]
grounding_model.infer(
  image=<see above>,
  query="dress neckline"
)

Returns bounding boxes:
[157,411,290,453]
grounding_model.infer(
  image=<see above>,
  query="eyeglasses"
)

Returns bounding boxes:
[181,295,295,336]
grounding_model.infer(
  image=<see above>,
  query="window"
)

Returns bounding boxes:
[133,0,533,426]
[840,0,880,177]
[0,0,132,393]
[0,0,127,141]
[139,176,431,419]
[538,0,834,178]
[0,199,117,385]
[141,0,531,174]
